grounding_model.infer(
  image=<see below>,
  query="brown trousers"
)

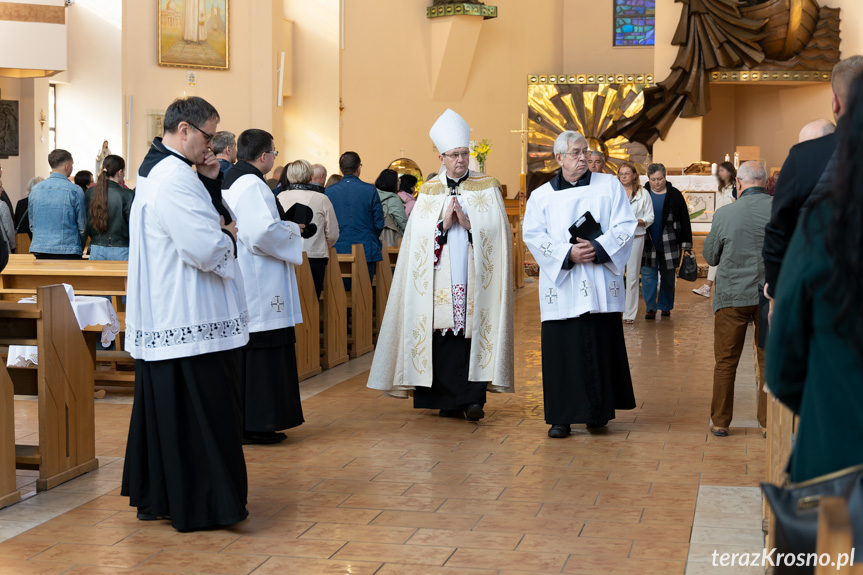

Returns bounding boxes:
[711,305,767,429]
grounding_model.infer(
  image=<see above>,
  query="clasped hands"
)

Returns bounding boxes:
[442,197,471,232]
[568,238,595,264]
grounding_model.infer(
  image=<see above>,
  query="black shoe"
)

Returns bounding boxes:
[439,409,464,419]
[464,404,485,422]
[661,310,671,317]
[243,431,288,445]
[548,424,571,438]
[586,421,608,430]
[137,507,170,521]
[645,311,656,320]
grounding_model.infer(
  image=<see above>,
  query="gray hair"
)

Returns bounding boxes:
[26,176,44,196]
[286,159,313,185]
[737,161,767,186]
[832,55,863,102]
[647,163,666,177]
[553,131,587,156]
[311,163,327,181]
[587,150,604,160]
[212,131,235,155]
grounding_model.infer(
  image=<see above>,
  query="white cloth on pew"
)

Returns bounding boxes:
[6,283,120,367]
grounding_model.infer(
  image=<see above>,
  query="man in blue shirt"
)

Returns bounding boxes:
[213,131,236,176]
[325,151,384,281]
[29,149,87,259]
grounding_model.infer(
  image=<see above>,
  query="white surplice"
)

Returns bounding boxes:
[524,172,638,322]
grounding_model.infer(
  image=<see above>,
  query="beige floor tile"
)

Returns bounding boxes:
[333,541,454,566]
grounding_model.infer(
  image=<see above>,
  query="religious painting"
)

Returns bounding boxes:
[0,99,19,158]
[147,110,166,148]
[526,75,652,194]
[158,0,229,70]
[684,191,716,223]
[613,0,655,47]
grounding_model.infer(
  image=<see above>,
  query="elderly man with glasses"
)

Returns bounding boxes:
[523,130,638,438]
[368,109,514,423]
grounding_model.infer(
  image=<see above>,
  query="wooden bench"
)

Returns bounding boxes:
[337,244,374,359]
[373,254,393,343]
[816,497,862,574]
[14,233,30,255]
[0,285,99,504]
[764,390,796,545]
[320,247,349,369]
[504,197,525,290]
[294,254,322,382]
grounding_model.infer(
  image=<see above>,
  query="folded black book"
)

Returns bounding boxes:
[568,211,602,244]
[283,203,317,239]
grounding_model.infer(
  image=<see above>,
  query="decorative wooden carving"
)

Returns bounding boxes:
[611,0,841,148]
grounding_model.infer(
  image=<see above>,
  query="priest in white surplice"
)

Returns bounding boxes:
[367,109,513,421]
[524,131,637,438]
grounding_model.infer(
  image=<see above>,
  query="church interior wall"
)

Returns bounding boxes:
[338,0,564,195]
[562,0,654,73]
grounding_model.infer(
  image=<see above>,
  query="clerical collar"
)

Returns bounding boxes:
[557,169,591,190]
[446,170,470,192]
[222,160,264,190]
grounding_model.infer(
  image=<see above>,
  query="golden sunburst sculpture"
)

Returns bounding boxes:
[527,76,653,193]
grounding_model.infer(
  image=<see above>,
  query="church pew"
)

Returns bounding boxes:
[764,390,796,546]
[815,497,861,575]
[0,361,19,509]
[373,253,393,344]
[337,244,374,359]
[504,197,525,290]
[320,247,349,369]
[294,253,322,382]
[14,233,30,255]
[0,284,99,494]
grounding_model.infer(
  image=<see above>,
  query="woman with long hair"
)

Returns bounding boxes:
[767,73,863,482]
[693,161,737,298]
[375,168,407,248]
[85,155,134,260]
[617,162,654,324]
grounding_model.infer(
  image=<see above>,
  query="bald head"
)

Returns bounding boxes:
[737,161,767,189]
[798,119,836,143]
[311,163,327,186]
[831,55,863,119]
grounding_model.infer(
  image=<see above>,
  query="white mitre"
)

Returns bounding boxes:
[429,109,470,154]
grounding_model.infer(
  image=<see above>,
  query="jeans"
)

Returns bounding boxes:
[89,244,129,261]
[641,265,676,312]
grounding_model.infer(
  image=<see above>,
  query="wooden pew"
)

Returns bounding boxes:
[14,233,30,255]
[0,360,18,509]
[816,497,862,575]
[504,197,525,290]
[294,254,322,382]
[338,244,374,359]
[320,247,349,369]
[764,391,796,545]
[373,253,393,343]
[0,285,99,497]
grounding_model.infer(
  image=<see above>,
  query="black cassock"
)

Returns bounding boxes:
[235,326,304,432]
[541,312,635,425]
[122,350,248,532]
[413,331,488,410]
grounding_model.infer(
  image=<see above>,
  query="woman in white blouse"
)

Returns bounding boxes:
[618,162,654,324]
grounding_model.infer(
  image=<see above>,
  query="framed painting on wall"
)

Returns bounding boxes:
[684,191,716,223]
[158,0,229,70]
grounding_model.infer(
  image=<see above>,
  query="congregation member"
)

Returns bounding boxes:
[0,163,12,216]
[693,161,736,298]
[763,55,863,299]
[326,151,384,281]
[768,74,863,482]
[278,159,340,297]
[14,176,43,238]
[641,163,692,319]
[122,96,249,532]
[702,161,772,437]
[85,155,134,260]
[587,150,605,173]
[325,174,342,188]
[524,130,637,438]
[398,174,418,217]
[368,109,514,422]
[29,149,87,259]
[0,189,13,253]
[224,129,307,444]
[616,161,653,325]
[311,163,327,188]
[797,118,835,143]
[213,130,237,175]
[375,168,408,248]
[267,164,284,191]
[74,170,94,192]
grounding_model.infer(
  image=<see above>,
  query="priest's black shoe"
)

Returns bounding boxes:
[586,420,608,430]
[464,404,485,422]
[243,431,288,445]
[439,409,464,418]
[548,424,571,438]
[137,507,170,521]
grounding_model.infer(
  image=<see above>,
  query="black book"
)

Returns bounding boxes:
[569,211,602,244]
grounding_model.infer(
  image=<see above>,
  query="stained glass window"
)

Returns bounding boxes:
[614,0,656,47]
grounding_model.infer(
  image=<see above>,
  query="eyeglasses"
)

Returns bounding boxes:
[561,148,590,158]
[188,122,215,144]
[265,149,279,158]
[443,151,470,159]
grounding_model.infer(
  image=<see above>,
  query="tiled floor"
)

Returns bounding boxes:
[2,281,768,574]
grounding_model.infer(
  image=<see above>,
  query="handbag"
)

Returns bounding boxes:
[762,464,863,574]
[678,249,697,281]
